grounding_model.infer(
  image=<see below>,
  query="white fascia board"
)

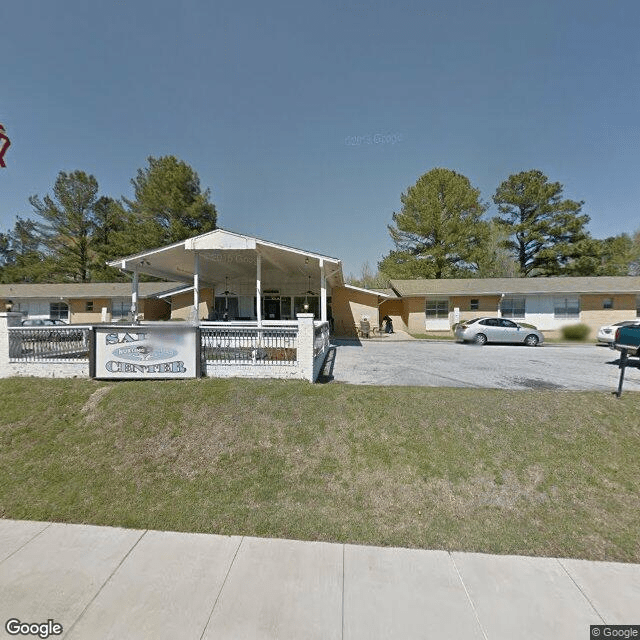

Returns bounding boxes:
[155,286,194,299]
[206,226,341,263]
[185,230,257,251]
[106,239,187,269]
[107,227,342,267]
[344,284,394,298]
[256,238,341,264]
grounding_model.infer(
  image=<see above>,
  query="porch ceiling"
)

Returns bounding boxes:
[107,228,344,290]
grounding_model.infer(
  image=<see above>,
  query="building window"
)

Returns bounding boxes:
[425,299,449,319]
[636,295,640,317]
[86,301,94,312]
[280,296,292,319]
[602,298,613,310]
[14,302,28,317]
[470,299,479,311]
[501,297,525,318]
[111,298,132,321]
[49,302,69,320]
[554,297,580,319]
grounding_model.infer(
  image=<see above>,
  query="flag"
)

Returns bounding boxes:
[0,124,11,168]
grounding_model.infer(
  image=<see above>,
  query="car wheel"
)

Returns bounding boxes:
[473,333,487,345]
[525,334,539,347]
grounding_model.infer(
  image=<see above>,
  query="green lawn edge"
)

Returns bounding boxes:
[1,377,638,563]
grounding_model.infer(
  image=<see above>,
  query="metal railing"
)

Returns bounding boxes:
[201,326,298,365]
[9,326,92,362]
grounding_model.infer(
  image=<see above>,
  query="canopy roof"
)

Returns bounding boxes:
[107,228,344,289]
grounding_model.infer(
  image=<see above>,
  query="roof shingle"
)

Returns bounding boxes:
[389,276,640,297]
[0,282,183,300]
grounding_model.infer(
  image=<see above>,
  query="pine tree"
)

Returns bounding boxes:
[29,171,100,281]
[493,170,589,276]
[123,156,217,249]
[379,168,489,279]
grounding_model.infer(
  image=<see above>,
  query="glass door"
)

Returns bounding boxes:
[263,296,281,320]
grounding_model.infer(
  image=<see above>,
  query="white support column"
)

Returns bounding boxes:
[296,313,315,381]
[320,259,327,322]
[256,252,262,327]
[193,252,200,320]
[131,270,139,322]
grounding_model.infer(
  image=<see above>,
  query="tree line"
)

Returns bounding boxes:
[3,161,638,286]
[351,168,640,286]
[0,156,217,283]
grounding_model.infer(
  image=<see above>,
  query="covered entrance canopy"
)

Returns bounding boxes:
[107,229,344,324]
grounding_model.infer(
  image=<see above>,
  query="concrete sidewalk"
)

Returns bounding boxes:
[1,519,638,639]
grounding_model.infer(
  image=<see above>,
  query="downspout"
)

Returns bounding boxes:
[131,269,139,323]
[193,251,200,323]
[320,259,327,322]
[256,251,262,328]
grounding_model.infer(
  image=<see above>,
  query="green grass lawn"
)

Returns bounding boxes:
[1,377,639,562]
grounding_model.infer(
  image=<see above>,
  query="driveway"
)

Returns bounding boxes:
[328,340,640,392]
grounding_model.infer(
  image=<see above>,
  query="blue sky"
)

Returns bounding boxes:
[1,0,639,278]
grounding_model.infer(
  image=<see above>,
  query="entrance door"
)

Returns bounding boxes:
[264,298,280,320]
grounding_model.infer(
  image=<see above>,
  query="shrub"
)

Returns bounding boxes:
[561,324,591,341]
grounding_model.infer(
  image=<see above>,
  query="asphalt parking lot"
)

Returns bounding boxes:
[328,340,640,392]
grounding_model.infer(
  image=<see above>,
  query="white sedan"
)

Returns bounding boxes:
[596,321,639,344]
[454,317,544,346]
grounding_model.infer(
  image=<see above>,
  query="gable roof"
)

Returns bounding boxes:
[106,227,344,288]
[390,276,640,297]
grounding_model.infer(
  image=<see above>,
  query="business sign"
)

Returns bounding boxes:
[92,324,199,379]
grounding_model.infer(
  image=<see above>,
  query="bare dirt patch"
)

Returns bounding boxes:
[81,385,114,416]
